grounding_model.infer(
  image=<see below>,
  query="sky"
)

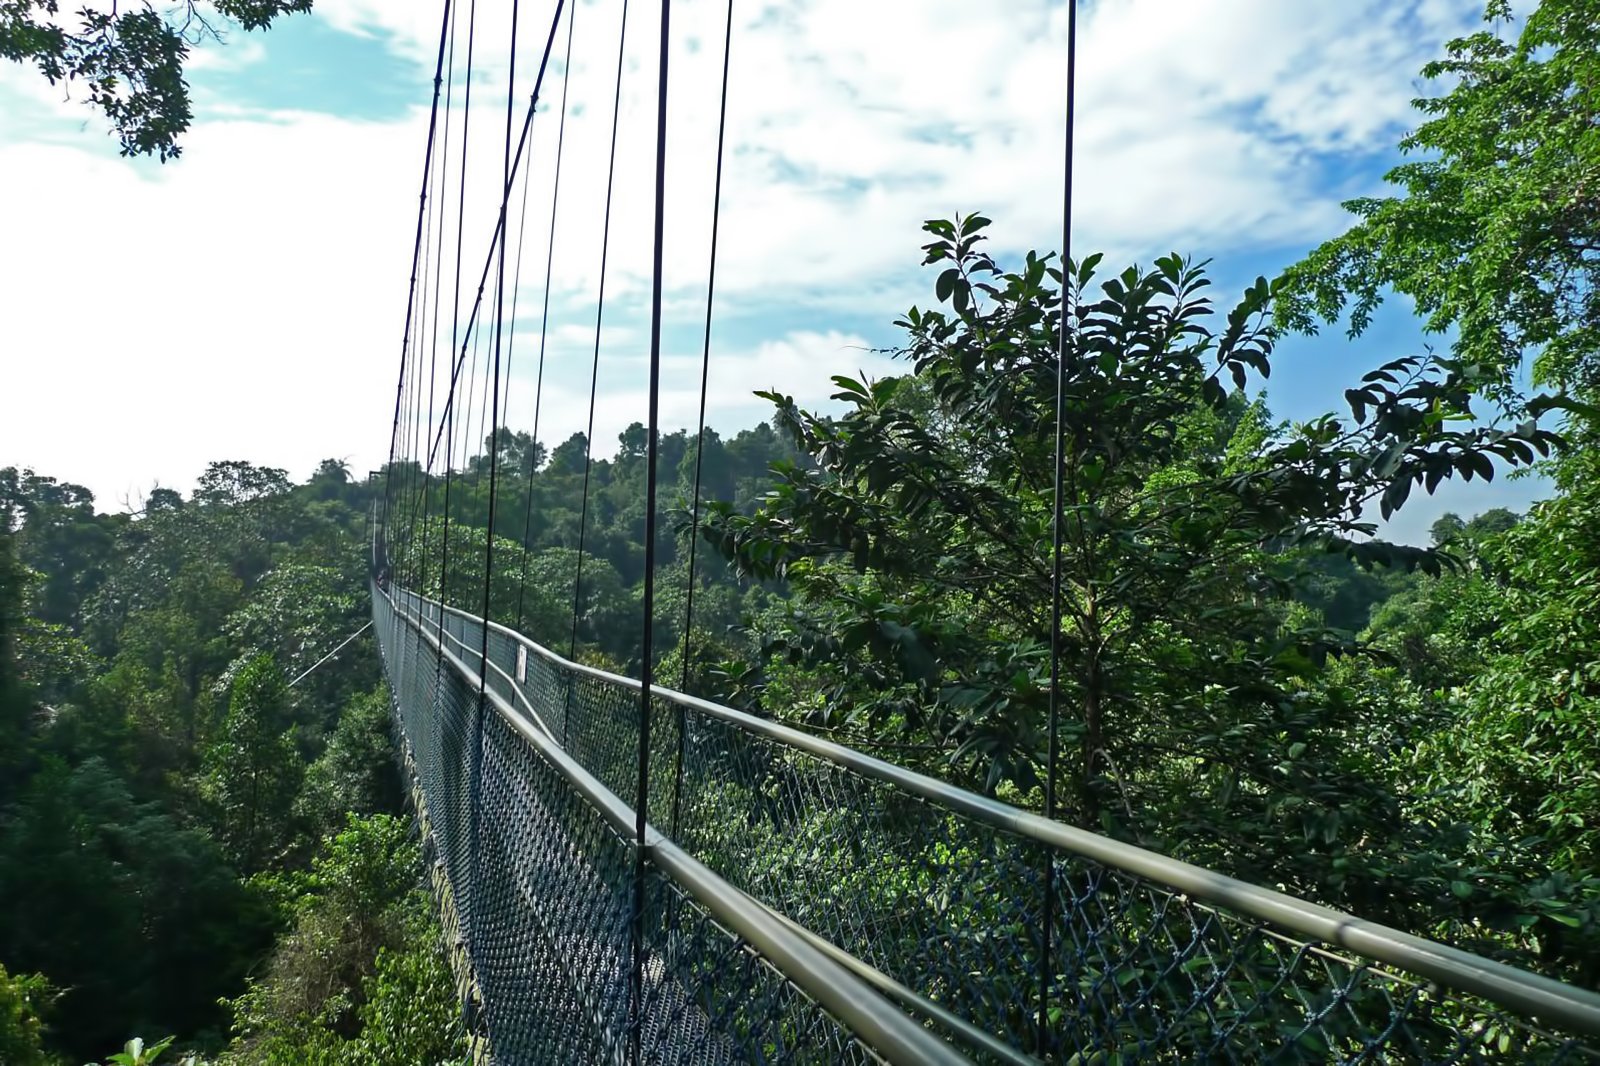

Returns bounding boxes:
[0,0,1549,544]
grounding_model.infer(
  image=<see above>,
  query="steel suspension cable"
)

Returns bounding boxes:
[412,23,459,596]
[401,98,446,568]
[514,0,578,635]
[437,0,479,653]
[461,277,487,484]
[416,0,466,777]
[494,92,536,497]
[427,4,571,635]
[493,54,541,478]
[467,0,521,973]
[406,0,461,600]
[478,0,521,663]
[403,35,460,573]
[492,103,535,605]
[1040,0,1079,1053]
[421,6,580,479]
[384,0,455,541]
[569,0,633,661]
[632,3,674,1057]
[404,124,440,574]
[669,0,734,838]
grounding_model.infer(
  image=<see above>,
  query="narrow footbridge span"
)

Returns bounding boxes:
[373,0,1600,1058]
[373,582,1600,1063]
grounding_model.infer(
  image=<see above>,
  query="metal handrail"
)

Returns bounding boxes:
[394,584,1600,1040]
[412,599,557,741]
[382,586,974,1066]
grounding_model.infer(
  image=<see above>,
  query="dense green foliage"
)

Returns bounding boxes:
[385,419,800,672]
[387,202,1597,996]
[664,210,1592,984]
[221,815,468,1066]
[0,961,54,1066]
[1260,0,1600,979]
[0,461,464,1062]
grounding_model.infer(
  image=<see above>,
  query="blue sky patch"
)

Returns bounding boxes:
[191,15,424,123]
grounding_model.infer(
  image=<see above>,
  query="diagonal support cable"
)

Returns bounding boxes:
[422,3,572,479]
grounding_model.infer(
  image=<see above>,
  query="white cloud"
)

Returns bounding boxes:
[495,328,893,458]
[0,0,1489,508]
[0,109,423,505]
[185,36,268,73]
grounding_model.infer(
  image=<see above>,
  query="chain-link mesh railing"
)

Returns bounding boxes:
[384,585,1600,1065]
[656,705,1600,1064]
[375,584,968,1065]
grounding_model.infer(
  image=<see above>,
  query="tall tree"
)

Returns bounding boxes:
[701,215,1558,897]
[222,815,467,1066]
[0,493,28,783]
[0,758,268,1059]
[202,653,301,873]
[1277,0,1600,397]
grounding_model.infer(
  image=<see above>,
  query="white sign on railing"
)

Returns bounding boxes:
[516,644,528,684]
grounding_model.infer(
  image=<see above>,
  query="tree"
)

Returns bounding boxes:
[222,815,467,1066]
[545,432,589,477]
[0,963,54,1066]
[1428,474,1600,876]
[700,215,1557,901]
[1466,506,1520,538]
[1277,0,1600,396]
[307,460,355,505]
[202,653,302,873]
[473,429,546,482]
[0,456,453,1059]
[0,492,32,801]
[1,0,313,160]
[312,459,350,485]
[196,462,292,507]
[221,561,372,724]
[295,687,403,839]
[145,488,185,513]
[0,468,120,631]
[1429,507,1520,548]
[0,759,270,1059]
[1430,512,1468,546]
[1352,459,1600,983]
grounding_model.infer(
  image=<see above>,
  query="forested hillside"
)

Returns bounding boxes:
[0,462,465,1063]
[0,422,804,1062]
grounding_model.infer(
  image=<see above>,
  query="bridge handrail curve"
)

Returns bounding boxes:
[405,584,1600,1041]
[386,585,977,1065]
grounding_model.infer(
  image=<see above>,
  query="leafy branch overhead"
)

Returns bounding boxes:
[0,0,312,159]
[1276,0,1600,396]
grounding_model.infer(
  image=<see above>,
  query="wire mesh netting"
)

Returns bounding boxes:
[375,585,895,1065]
[380,585,1600,1065]
[663,710,1600,1064]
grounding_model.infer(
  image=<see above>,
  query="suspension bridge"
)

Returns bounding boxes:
[374,0,1600,1060]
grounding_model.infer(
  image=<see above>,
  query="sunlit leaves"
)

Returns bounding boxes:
[1276,0,1600,396]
